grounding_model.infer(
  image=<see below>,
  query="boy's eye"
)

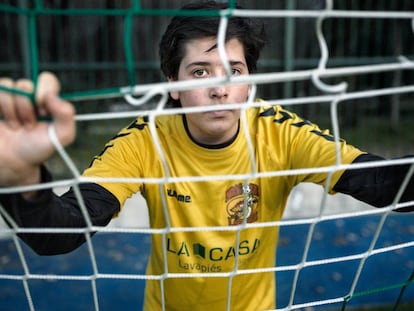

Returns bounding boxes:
[191,67,242,78]
[231,68,241,76]
[193,69,208,78]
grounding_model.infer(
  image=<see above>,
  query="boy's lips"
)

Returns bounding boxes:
[207,109,233,117]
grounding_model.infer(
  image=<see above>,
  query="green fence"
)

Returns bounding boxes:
[0,0,413,174]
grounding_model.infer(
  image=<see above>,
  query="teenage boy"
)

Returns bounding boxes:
[0,1,413,310]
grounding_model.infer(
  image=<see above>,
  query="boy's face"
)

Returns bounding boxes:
[169,37,250,145]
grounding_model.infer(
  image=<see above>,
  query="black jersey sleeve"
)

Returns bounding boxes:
[0,166,120,255]
[333,153,414,211]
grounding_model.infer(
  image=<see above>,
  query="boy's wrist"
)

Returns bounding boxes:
[21,165,51,201]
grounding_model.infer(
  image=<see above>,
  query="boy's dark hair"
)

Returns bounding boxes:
[159,1,267,80]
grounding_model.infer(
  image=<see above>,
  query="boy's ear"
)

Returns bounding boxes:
[167,76,179,100]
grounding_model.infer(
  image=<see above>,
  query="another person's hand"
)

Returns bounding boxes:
[0,72,75,192]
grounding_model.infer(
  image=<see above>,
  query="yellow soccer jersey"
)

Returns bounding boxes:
[83,104,364,311]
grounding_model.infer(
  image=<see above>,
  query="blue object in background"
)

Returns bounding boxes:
[1,214,414,310]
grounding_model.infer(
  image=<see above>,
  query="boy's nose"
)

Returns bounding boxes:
[209,84,228,99]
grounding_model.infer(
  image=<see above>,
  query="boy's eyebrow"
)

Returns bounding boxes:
[185,60,246,70]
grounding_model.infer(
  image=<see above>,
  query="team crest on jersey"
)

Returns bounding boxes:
[225,183,259,225]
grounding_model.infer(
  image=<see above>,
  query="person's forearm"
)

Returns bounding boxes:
[1,189,90,255]
[333,154,414,211]
[0,166,120,255]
